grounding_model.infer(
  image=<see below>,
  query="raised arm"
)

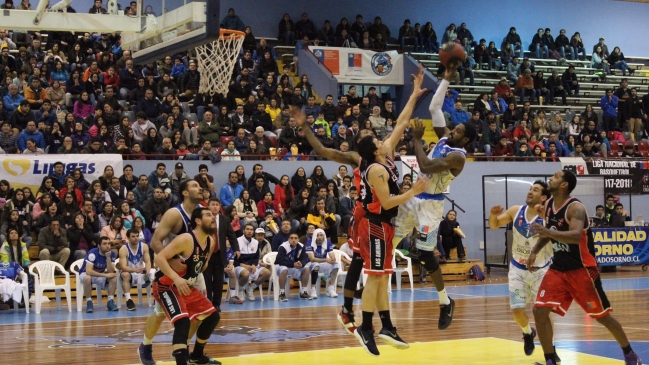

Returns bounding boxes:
[411,118,465,175]
[488,205,520,229]
[384,64,428,152]
[290,106,360,168]
[366,164,428,210]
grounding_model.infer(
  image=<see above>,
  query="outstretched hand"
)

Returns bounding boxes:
[444,60,460,82]
[412,118,425,140]
[289,106,306,128]
[411,64,428,98]
[490,205,504,216]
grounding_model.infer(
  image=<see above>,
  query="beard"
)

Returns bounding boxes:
[201,225,216,236]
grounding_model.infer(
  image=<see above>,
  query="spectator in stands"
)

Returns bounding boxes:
[481,120,501,157]
[25,77,47,109]
[592,38,610,60]
[218,172,242,208]
[449,101,470,127]
[569,142,586,158]
[368,16,390,41]
[516,69,535,104]
[506,57,520,84]
[591,205,609,227]
[38,217,69,266]
[398,19,416,50]
[493,135,514,159]
[196,110,222,146]
[249,176,271,204]
[220,8,244,31]
[580,121,607,157]
[554,29,572,60]
[533,71,550,105]
[615,79,631,131]
[610,203,631,227]
[118,59,138,101]
[610,47,633,76]
[546,71,567,106]
[570,32,586,61]
[628,88,643,140]
[591,46,611,75]
[562,65,580,96]
[503,27,523,58]
[179,61,200,100]
[130,112,155,144]
[530,28,548,59]
[512,119,531,143]
[621,142,641,158]
[17,121,44,153]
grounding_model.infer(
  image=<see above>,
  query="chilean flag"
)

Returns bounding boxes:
[348,53,362,68]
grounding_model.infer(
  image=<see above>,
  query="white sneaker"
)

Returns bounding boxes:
[237,291,246,302]
[310,287,318,299]
[29,295,50,304]
[29,295,36,304]
[246,287,255,301]
[326,286,338,298]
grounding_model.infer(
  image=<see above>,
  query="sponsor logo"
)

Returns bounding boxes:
[374,238,382,267]
[552,241,570,252]
[371,52,393,76]
[2,159,30,176]
[162,292,175,314]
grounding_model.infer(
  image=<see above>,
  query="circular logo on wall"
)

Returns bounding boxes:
[371,52,393,76]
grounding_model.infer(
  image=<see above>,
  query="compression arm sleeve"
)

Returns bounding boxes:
[430,79,450,128]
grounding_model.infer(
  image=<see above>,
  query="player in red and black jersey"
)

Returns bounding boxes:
[289,65,428,337]
[153,207,220,365]
[353,135,427,356]
[527,170,642,365]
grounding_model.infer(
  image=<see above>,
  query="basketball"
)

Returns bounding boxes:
[438,41,467,67]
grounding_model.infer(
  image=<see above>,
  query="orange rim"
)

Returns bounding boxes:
[219,29,246,39]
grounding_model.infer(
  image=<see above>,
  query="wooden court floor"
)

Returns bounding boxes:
[2,270,648,365]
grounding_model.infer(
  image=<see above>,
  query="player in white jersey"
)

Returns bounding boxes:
[488,180,554,357]
[392,61,477,330]
[118,228,154,311]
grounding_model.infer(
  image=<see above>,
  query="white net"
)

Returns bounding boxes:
[195,31,245,97]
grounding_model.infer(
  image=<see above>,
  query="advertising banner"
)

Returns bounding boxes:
[592,227,649,266]
[311,47,404,84]
[0,154,123,191]
[561,157,649,195]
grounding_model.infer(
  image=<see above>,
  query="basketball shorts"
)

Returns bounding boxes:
[534,267,612,318]
[358,217,395,275]
[152,282,216,324]
[276,265,307,279]
[79,272,108,290]
[349,203,366,253]
[308,262,339,276]
[394,196,443,251]
[508,261,549,310]
[234,266,261,282]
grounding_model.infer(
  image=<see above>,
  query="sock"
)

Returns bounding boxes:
[191,342,206,358]
[343,297,354,313]
[311,270,319,285]
[142,335,153,345]
[173,348,189,365]
[86,297,92,303]
[622,345,633,355]
[250,283,258,291]
[438,288,450,305]
[361,311,374,331]
[279,289,285,294]
[124,293,131,301]
[378,310,393,330]
[521,324,532,334]
[229,288,236,297]
[107,295,114,301]
[544,352,557,364]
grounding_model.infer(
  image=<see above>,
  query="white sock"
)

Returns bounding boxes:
[86,297,92,303]
[124,293,131,300]
[521,324,532,334]
[229,288,236,297]
[279,289,285,294]
[438,288,450,305]
[107,295,114,301]
[142,335,153,345]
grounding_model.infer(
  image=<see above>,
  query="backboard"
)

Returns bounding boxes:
[127,0,221,64]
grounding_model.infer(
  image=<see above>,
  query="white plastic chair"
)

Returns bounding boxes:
[70,258,107,312]
[29,260,72,314]
[115,258,153,308]
[225,270,264,302]
[13,271,30,313]
[332,249,351,288]
[263,252,303,301]
[389,250,414,292]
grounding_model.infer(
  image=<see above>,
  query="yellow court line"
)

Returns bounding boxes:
[137,337,621,365]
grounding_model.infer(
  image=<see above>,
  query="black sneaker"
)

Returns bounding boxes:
[299,291,311,300]
[189,354,222,364]
[378,327,409,349]
[438,297,455,330]
[353,328,379,356]
[523,328,536,355]
[126,299,136,311]
[354,287,364,299]
[279,293,288,302]
[137,343,156,365]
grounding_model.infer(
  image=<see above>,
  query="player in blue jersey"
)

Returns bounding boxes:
[305,228,339,298]
[118,228,153,311]
[392,61,476,331]
[489,181,555,357]
[79,236,118,313]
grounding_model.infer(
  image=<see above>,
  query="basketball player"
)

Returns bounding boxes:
[393,61,477,330]
[138,180,219,365]
[118,228,154,311]
[488,181,554,356]
[353,134,428,356]
[153,207,220,365]
[528,170,642,365]
[290,65,428,335]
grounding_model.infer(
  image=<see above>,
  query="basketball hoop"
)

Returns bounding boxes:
[195,29,246,97]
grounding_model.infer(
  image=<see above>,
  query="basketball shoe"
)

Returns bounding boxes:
[337,307,358,335]
[625,351,642,365]
[523,328,536,355]
[438,297,455,330]
[378,327,409,349]
[354,327,379,356]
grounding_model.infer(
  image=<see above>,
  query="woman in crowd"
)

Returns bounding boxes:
[289,188,311,232]
[233,189,258,229]
[310,165,328,191]
[0,210,31,247]
[609,47,633,76]
[439,209,465,261]
[114,117,132,147]
[3,189,31,231]
[58,193,79,230]
[100,215,127,255]
[73,91,94,120]
[98,166,115,191]
[22,187,35,206]
[32,193,53,222]
[141,128,161,156]
[244,140,266,160]
[291,167,307,192]
[59,177,84,209]
[224,206,242,237]
[48,121,65,154]
[591,46,611,75]
[274,175,293,217]
[257,192,281,225]
[89,180,111,214]
[0,181,13,201]
[118,201,145,231]
[35,204,60,232]
[235,165,247,186]
[67,212,96,261]
[180,118,199,147]
[221,140,241,161]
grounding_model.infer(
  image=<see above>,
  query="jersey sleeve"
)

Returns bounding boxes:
[86,250,97,264]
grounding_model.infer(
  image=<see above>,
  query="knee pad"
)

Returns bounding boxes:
[196,311,220,340]
[172,317,191,346]
[419,250,440,273]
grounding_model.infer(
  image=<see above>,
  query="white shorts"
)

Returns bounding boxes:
[394,196,444,251]
[276,265,307,279]
[235,266,261,282]
[79,272,108,290]
[508,263,549,310]
[308,262,339,276]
